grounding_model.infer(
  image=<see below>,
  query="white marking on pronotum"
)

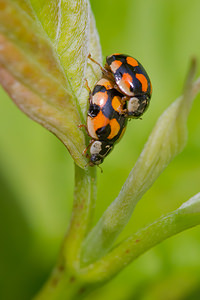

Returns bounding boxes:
[90,141,102,155]
[55,0,62,45]
[128,97,140,113]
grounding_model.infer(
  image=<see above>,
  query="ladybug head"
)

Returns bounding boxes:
[89,153,104,166]
[127,94,150,118]
[89,141,113,166]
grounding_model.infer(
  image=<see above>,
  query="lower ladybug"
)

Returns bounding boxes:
[88,53,152,118]
[83,78,127,166]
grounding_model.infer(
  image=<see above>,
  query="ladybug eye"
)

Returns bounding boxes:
[90,154,103,165]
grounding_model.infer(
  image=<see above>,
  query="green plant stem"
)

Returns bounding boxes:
[34,164,97,300]
[63,164,97,271]
[33,272,89,300]
[82,193,200,283]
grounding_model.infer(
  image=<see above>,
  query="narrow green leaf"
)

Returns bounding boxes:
[82,61,200,264]
[0,0,102,168]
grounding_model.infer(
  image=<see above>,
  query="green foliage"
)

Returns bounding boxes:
[0,0,102,168]
[0,0,200,300]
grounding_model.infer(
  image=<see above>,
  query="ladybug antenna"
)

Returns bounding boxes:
[97,164,103,173]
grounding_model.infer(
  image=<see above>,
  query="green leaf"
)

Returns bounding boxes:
[81,60,200,264]
[0,0,102,168]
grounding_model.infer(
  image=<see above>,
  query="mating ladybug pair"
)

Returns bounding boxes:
[82,53,152,166]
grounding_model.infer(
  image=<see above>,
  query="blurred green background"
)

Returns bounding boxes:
[1,0,200,299]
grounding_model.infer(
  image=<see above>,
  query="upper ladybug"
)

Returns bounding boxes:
[103,54,152,118]
[88,53,152,118]
[105,54,152,97]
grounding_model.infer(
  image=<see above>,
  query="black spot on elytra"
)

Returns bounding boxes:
[96,124,111,140]
[88,103,100,118]
[92,84,106,95]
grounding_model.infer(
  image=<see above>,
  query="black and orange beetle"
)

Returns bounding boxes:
[89,53,152,118]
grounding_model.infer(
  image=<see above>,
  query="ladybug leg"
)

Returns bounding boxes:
[84,78,93,105]
[84,78,91,93]
[82,139,94,156]
[120,108,128,116]
[121,95,129,105]
[78,124,90,136]
[83,148,89,156]
[88,54,113,80]
[78,124,87,130]
[119,95,129,116]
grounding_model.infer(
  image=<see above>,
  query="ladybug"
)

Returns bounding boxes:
[88,53,152,118]
[84,78,127,166]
